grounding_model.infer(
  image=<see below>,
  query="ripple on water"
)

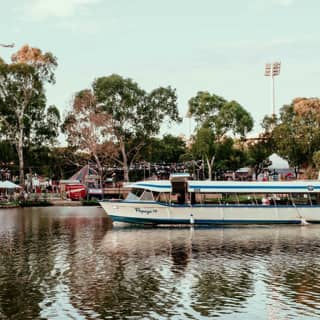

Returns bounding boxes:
[2,209,320,319]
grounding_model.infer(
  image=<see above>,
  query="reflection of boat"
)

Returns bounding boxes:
[100,174,320,225]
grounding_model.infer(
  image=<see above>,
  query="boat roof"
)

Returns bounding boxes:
[126,180,320,193]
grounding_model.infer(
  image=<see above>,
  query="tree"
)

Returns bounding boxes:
[0,45,58,185]
[93,74,181,182]
[245,116,275,179]
[191,127,215,180]
[188,92,253,138]
[313,151,320,179]
[272,98,320,177]
[49,147,91,180]
[188,91,253,180]
[62,89,117,187]
[138,134,187,164]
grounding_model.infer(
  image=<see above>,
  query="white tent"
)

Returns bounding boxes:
[268,153,290,170]
[0,181,22,189]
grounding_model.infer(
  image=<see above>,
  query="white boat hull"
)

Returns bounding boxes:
[99,201,320,225]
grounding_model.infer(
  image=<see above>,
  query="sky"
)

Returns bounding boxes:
[1,0,320,143]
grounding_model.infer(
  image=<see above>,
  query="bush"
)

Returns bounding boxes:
[19,200,53,207]
[81,199,100,206]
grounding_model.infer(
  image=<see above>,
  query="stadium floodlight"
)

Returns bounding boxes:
[264,62,281,116]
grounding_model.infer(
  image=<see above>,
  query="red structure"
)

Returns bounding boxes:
[65,184,86,200]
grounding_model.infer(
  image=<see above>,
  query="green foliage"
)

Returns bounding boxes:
[246,137,272,178]
[272,103,320,171]
[0,46,59,185]
[19,200,53,207]
[35,105,61,145]
[191,127,216,159]
[92,74,181,181]
[139,134,187,163]
[312,151,320,170]
[48,147,90,180]
[94,74,181,138]
[246,116,275,178]
[188,92,253,179]
[188,91,253,138]
[81,199,100,206]
[188,92,226,126]
[0,140,18,165]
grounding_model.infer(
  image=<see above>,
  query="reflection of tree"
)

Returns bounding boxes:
[191,266,254,317]
[0,207,108,319]
[99,259,176,318]
[6,216,320,319]
[266,258,320,315]
[0,225,55,318]
[69,252,178,319]
[170,242,190,273]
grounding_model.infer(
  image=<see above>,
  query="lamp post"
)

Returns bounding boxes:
[264,62,281,116]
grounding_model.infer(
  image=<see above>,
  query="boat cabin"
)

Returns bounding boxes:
[125,175,320,207]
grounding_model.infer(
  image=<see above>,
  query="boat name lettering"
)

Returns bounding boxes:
[135,208,158,215]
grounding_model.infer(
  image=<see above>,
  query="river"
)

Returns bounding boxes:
[1,207,320,319]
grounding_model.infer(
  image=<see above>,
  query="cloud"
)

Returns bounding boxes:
[25,0,101,19]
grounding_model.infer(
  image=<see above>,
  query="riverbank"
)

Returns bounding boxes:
[0,199,101,208]
[50,199,83,206]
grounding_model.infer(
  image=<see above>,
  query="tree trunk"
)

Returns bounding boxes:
[120,141,129,182]
[18,124,25,187]
[93,154,103,190]
[254,166,260,181]
[295,166,299,179]
[206,155,215,181]
[206,157,212,181]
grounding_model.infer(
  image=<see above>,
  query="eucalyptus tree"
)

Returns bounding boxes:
[245,116,275,179]
[0,45,58,185]
[138,134,187,164]
[188,91,253,180]
[93,74,181,182]
[62,89,117,187]
[273,98,320,177]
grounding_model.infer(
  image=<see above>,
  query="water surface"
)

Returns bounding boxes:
[0,207,320,319]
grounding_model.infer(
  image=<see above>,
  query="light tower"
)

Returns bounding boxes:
[264,62,281,116]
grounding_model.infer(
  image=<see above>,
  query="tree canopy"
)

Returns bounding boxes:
[138,134,186,164]
[0,45,58,185]
[272,98,320,176]
[188,91,253,138]
[62,89,117,186]
[93,74,181,181]
[188,91,253,179]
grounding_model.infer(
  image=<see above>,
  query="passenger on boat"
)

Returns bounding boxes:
[262,197,270,205]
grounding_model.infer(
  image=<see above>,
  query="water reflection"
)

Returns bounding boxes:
[1,208,320,319]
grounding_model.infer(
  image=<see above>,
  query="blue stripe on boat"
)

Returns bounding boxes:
[101,200,320,208]
[109,215,302,225]
[134,183,320,190]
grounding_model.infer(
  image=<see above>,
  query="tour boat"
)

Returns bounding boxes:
[99,174,320,225]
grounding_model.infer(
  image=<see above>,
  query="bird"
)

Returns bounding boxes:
[0,43,15,48]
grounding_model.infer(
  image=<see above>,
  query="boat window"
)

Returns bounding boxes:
[235,194,255,205]
[221,193,239,204]
[140,190,154,201]
[158,192,170,204]
[203,193,222,204]
[291,193,311,205]
[310,193,320,205]
[152,191,160,201]
[126,188,144,200]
